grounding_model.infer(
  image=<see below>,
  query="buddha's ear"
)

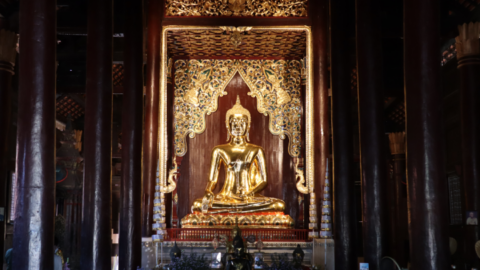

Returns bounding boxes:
[226,125,231,141]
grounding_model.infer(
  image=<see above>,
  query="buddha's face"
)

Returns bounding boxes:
[229,114,249,137]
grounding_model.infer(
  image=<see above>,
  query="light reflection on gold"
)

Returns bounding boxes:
[181,212,294,229]
[295,158,308,194]
[189,97,287,214]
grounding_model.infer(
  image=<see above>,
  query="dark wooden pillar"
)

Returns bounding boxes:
[456,22,480,267]
[312,0,330,213]
[331,0,356,268]
[356,0,388,268]
[13,0,56,268]
[143,0,164,236]
[0,29,16,267]
[119,0,144,269]
[81,0,113,269]
[388,133,408,267]
[404,0,450,268]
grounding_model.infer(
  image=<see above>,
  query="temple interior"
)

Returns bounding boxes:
[0,0,478,269]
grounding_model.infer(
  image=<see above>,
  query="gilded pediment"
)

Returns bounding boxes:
[173,59,303,158]
[165,0,308,17]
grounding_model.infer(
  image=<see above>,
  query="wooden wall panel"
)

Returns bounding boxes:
[175,72,300,225]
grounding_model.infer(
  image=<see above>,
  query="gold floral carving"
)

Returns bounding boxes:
[219,26,252,49]
[237,59,302,157]
[181,212,294,229]
[228,0,246,16]
[165,0,308,17]
[173,59,237,156]
[173,59,303,158]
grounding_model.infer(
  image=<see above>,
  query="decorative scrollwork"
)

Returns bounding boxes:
[173,59,237,156]
[237,59,302,157]
[295,158,308,194]
[162,158,178,193]
[219,26,253,49]
[165,0,308,17]
[173,59,303,157]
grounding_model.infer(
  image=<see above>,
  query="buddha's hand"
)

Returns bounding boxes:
[203,191,214,201]
[239,192,253,201]
[201,191,214,210]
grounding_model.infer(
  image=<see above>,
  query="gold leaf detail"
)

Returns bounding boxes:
[174,59,237,156]
[237,59,302,157]
[173,59,303,158]
[165,0,308,17]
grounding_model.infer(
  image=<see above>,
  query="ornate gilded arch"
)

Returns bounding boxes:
[173,59,238,156]
[237,59,303,157]
[172,59,303,158]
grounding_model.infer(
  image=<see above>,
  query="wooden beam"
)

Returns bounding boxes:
[162,16,311,26]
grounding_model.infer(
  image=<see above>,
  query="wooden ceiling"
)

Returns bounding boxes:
[167,29,306,59]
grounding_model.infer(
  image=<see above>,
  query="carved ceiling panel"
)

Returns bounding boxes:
[165,0,308,17]
[167,29,306,58]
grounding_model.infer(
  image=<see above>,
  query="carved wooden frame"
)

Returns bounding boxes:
[158,25,315,193]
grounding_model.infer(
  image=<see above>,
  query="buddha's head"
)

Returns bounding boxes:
[226,96,251,141]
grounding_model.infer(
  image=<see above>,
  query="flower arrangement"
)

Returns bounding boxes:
[262,254,302,270]
[165,253,210,270]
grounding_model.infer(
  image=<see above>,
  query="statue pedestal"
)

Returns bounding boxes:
[181,212,294,229]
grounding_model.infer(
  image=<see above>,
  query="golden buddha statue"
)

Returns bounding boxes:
[181,96,293,229]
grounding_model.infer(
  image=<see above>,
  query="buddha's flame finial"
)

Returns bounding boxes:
[226,95,250,123]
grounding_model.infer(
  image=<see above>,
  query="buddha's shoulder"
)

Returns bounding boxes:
[211,144,231,152]
[246,144,264,152]
[211,144,264,151]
